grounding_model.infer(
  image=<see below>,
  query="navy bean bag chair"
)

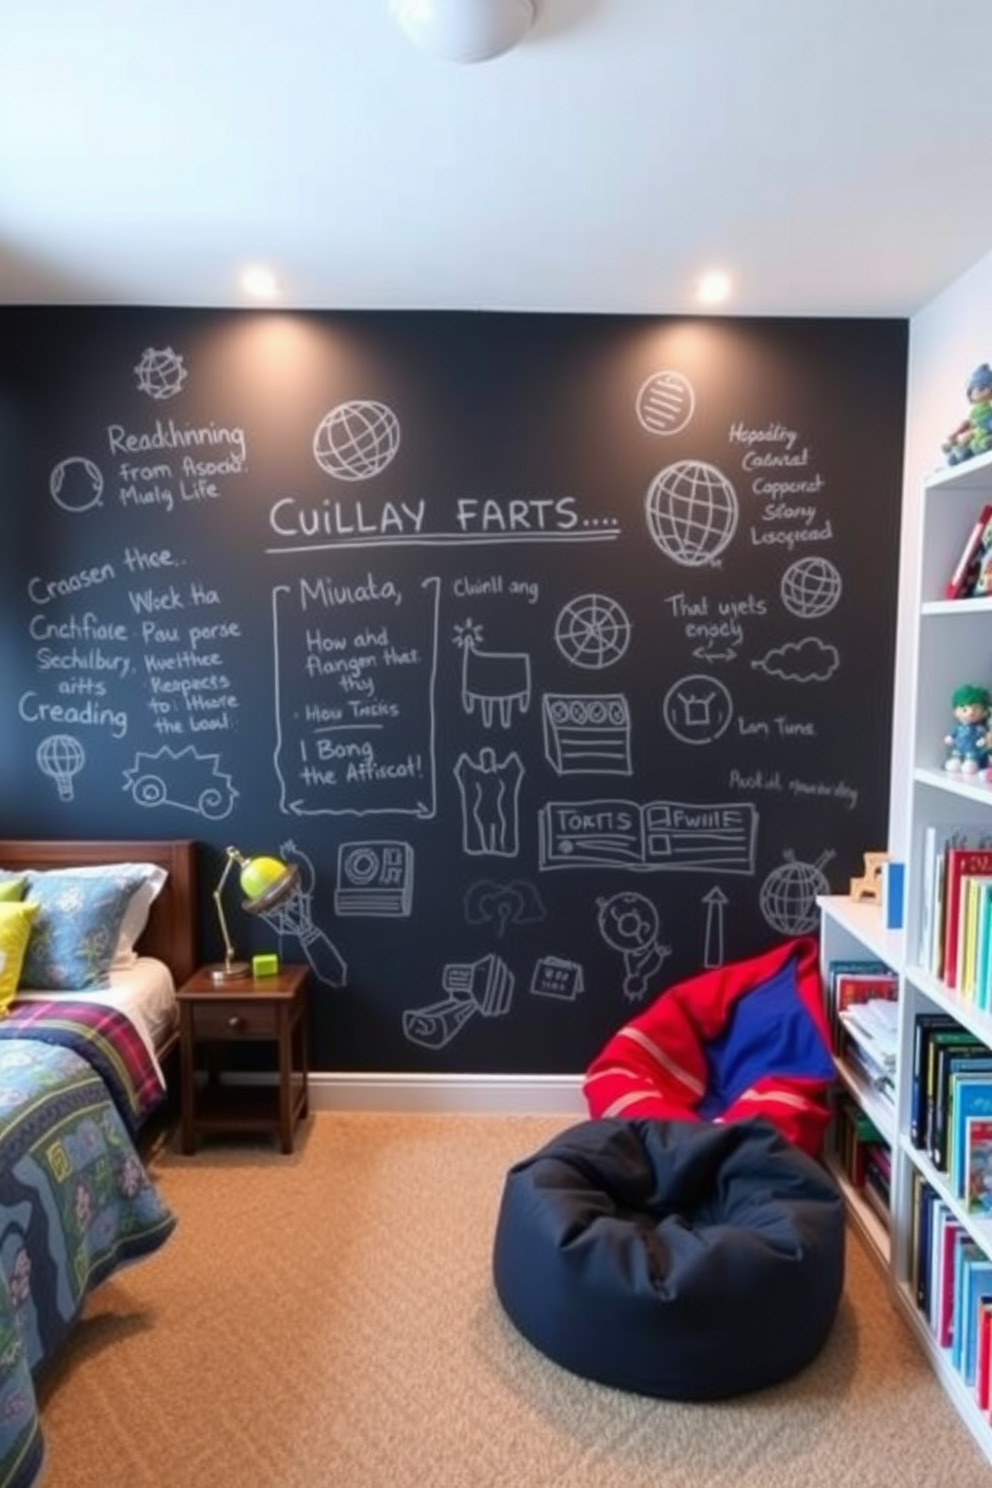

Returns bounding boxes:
[493,1116,845,1400]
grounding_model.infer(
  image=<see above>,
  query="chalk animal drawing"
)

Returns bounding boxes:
[453,619,531,727]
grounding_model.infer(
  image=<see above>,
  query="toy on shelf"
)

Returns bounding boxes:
[944,683,992,775]
[943,363,992,466]
[849,850,889,902]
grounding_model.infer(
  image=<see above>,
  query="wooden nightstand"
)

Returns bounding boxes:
[177,964,309,1154]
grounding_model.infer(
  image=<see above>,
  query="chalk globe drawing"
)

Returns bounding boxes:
[780,556,842,619]
[37,734,85,801]
[313,400,401,481]
[635,371,695,436]
[555,594,631,669]
[134,346,188,400]
[49,457,104,512]
[646,460,738,566]
[759,855,831,936]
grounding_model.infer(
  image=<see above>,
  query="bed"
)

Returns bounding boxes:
[0,839,197,1488]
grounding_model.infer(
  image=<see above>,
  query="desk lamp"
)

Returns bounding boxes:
[209,846,300,981]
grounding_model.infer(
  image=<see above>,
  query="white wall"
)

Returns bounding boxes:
[888,249,992,855]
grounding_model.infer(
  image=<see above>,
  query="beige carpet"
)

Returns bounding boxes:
[34,1113,992,1488]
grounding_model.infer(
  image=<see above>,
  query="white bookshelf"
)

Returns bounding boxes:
[820,448,992,1466]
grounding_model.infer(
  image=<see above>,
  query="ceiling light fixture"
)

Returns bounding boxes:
[696,270,732,307]
[241,265,280,301]
[389,0,535,63]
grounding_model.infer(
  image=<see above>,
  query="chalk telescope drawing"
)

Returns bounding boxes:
[134,347,188,401]
[554,594,631,669]
[540,799,758,873]
[273,576,440,818]
[752,636,839,683]
[265,840,348,987]
[403,953,514,1050]
[635,371,696,437]
[463,879,546,937]
[123,747,237,819]
[530,955,585,1001]
[759,849,835,936]
[454,747,524,856]
[597,891,672,1002]
[543,693,632,775]
[312,400,401,481]
[453,620,531,727]
[780,556,842,619]
[661,675,733,745]
[646,461,738,567]
[36,734,85,801]
[334,840,414,916]
[49,457,104,513]
[702,885,729,967]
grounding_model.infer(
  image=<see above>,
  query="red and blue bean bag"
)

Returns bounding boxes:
[582,936,836,1158]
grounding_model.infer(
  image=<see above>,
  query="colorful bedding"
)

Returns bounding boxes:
[0,1005,177,1488]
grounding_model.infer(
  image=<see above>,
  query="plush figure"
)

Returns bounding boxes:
[944,683,992,774]
[943,363,992,465]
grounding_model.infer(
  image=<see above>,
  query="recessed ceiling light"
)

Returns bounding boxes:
[241,265,280,301]
[696,270,732,306]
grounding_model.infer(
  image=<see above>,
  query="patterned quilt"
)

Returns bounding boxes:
[0,1004,177,1488]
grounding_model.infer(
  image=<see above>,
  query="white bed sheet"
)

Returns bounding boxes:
[13,956,178,1077]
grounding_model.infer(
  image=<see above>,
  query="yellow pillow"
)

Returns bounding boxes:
[0,878,25,902]
[0,902,39,1015]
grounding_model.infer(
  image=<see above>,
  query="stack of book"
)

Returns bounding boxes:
[910,1014,992,1196]
[824,958,898,1112]
[917,827,992,998]
[912,1175,992,1415]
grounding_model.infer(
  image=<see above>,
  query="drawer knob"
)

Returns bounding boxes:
[228,1015,244,1030]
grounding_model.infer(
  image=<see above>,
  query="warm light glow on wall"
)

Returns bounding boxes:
[696,270,733,306]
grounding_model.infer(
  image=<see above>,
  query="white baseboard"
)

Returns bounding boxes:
[307,1072,587,1115]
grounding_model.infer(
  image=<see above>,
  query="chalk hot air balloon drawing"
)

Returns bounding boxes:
[36,734,85,801]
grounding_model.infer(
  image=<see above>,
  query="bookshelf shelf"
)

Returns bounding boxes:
[820,452,992,1466]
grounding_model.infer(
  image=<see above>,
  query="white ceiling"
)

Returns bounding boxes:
[3,0,992,318]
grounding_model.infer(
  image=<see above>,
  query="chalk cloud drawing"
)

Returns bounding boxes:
[453,619,531,727]
[134,347,188,401]
[334,840,414,916]
[597,891,671,1002]
[403,953,514,1050]
[123,746,237,819]
[265,840,348,986]
[530,956,585,1000]
[752,636,839,683]
[454,747,524,856]
[635,371,696,436]
[543,694,632,775]
[554,594,631,669]
[759,849,835,935]
[661,674,733,745]
[312,400,400,481]
[646,461,738,567]
[463,879,546,937]
[780,556,843,619]
[36,734,85,801]
[49,457,104,513]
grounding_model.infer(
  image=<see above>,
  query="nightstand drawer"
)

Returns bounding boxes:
[189,1001,279,1039]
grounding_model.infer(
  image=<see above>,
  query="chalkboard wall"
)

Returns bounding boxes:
[0,308,908,1074]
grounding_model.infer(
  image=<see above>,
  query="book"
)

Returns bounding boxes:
[945,502,992,598]
[880,860,905,930]
[911,1014,959,1150]
[966,1115,992,1215]
[918,824,992,976]
[825,959,892,1048]
[976,1299,992,1410]
[927,1031,984,1163]
[944,1059,992,1187]
[943,849,992,989]
[961,1253,992,1386]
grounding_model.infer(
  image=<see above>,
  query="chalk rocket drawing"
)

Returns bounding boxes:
[454,748,524,856]
[453,619,531,728]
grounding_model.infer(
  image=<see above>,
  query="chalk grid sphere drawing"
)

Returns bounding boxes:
[646,460,738,566]
[313,400,401,480]
[555,594,632,669]
[49,457,104,512]
[780,556,842,618]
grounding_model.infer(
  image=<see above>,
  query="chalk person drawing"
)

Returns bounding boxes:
[454,748,524,856]
[597,891,671,1002]
[262,840,348,986]
[453,619,531,728]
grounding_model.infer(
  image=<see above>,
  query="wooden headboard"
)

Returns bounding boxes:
[0,839,198,988]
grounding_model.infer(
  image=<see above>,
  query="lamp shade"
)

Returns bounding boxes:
[240,855,300,914]
[389,0,535,63]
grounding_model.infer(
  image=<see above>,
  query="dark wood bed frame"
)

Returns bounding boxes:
[0,838,199,991]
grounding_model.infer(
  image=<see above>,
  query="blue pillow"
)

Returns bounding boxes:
[20,868,151,991]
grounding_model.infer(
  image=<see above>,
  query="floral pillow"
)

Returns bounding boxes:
[0,902,39,1013]
[20,868,155,991]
